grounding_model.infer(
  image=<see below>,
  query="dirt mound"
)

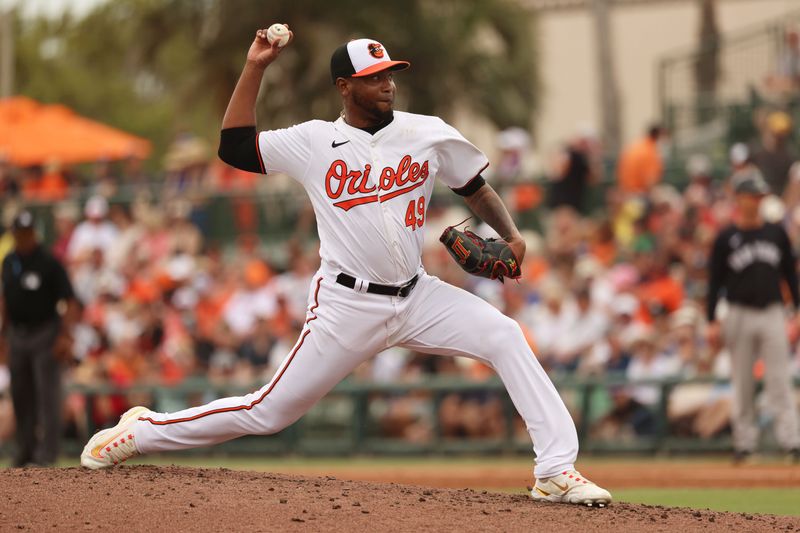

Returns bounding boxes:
[1,466,797,532]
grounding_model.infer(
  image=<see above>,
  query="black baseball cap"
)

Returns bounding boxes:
[12,210,35,231]
[734,170,770,196]
[330,38,410,84]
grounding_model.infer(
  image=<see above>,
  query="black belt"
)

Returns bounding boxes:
[336,273,419,297]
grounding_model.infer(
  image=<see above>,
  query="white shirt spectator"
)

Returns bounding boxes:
[68,196,119,262]
[72,260,125,304]
[274,270,314,325]
[223,284,279,337]
[371,347,410,383]
[105,223,144,271]
[626,349,682,406]
[557,304,609,361]
[522,298,578,359]
[68,220,118,262]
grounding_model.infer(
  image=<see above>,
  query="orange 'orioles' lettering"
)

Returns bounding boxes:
[325,157,430,211]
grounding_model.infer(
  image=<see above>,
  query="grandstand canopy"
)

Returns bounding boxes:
[0,96,151,166]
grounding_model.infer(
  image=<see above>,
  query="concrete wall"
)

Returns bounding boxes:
[535,0,799,155]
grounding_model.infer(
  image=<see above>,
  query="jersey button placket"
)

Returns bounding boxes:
[372,144,403,280]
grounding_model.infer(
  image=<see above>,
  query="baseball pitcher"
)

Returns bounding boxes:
[80,26,611,507]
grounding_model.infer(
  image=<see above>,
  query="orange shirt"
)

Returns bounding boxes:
[617,138,663,194]
[37,171,69,200]
[636,275,684,323]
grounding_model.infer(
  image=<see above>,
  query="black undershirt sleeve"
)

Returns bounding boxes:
[451,174,486,197]
[218,127,263,174]
[706,232,728,322]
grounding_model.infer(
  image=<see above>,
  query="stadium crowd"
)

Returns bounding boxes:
[1,110,800,448]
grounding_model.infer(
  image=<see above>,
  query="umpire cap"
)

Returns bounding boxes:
[12,210,35,231]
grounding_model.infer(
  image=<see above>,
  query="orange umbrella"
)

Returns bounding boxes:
[0,96,151,166]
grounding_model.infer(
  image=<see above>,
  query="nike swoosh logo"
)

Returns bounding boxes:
[90,431,116,459]
[552,481,570,493]
[331,140,350,148]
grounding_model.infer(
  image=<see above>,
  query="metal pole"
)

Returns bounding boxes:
[591,0,623,154]
[0,7,14,98]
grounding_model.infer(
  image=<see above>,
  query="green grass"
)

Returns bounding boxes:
[614,488,800,517]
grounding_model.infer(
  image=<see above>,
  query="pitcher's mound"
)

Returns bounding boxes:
[1,465,797,532]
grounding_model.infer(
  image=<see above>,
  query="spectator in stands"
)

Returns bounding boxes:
[590,321,678,440]
[165,199,203,256]
[491,127,531,190]
[728,142,753,179]
[558,286,610,374]
[625,324,681,406]
[222,259,278,349]
[665,305,733,440]
[617,124,666,196]
[0,154,20,198]
[683,154,716,209]
[90,160,119,198]
[121,156,151,191]
[604,293,641,373]
[781,29,800,84]
[766,28,800,93]
[545,128,598,254]
[547,127,597,217]
[751,111,797,196]
[71,248,124,306]
[67,196,118,265]
[522,276,588,371]
[274,242,318,327]
[51,202,78,263]
[105,204,143,271]
[164,136,213,194]
[635,251,685,322]
[782,161,800,211]
[19,167,42,200]
[37,161,70,201]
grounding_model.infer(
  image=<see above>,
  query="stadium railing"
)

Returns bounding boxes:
[49,375,799,457]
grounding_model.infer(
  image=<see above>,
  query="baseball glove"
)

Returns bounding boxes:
[439,222,522,282]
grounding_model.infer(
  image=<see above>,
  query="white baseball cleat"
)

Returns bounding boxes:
[530,470,612,507]
[80,406,151,469]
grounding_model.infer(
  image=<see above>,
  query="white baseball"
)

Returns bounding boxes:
[266,23,290,47]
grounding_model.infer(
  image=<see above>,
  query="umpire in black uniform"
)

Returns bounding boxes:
[0,210,77,466]
[707,171,800,462]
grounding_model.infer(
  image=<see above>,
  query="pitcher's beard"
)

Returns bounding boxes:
[353,94,394,126]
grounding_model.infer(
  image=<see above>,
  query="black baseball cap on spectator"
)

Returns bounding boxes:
[12,210,35,231]
[330,38,410,84]
[734,171,770,196]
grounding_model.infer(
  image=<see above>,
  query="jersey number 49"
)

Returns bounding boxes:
[405,197,426,231]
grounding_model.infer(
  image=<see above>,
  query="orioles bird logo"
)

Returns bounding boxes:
[453,237,471,264]
[368,43,385,58]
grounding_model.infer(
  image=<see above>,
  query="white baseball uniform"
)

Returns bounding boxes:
[133,110,579,478]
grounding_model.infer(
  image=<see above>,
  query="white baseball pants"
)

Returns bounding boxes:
[134,268,579,478]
